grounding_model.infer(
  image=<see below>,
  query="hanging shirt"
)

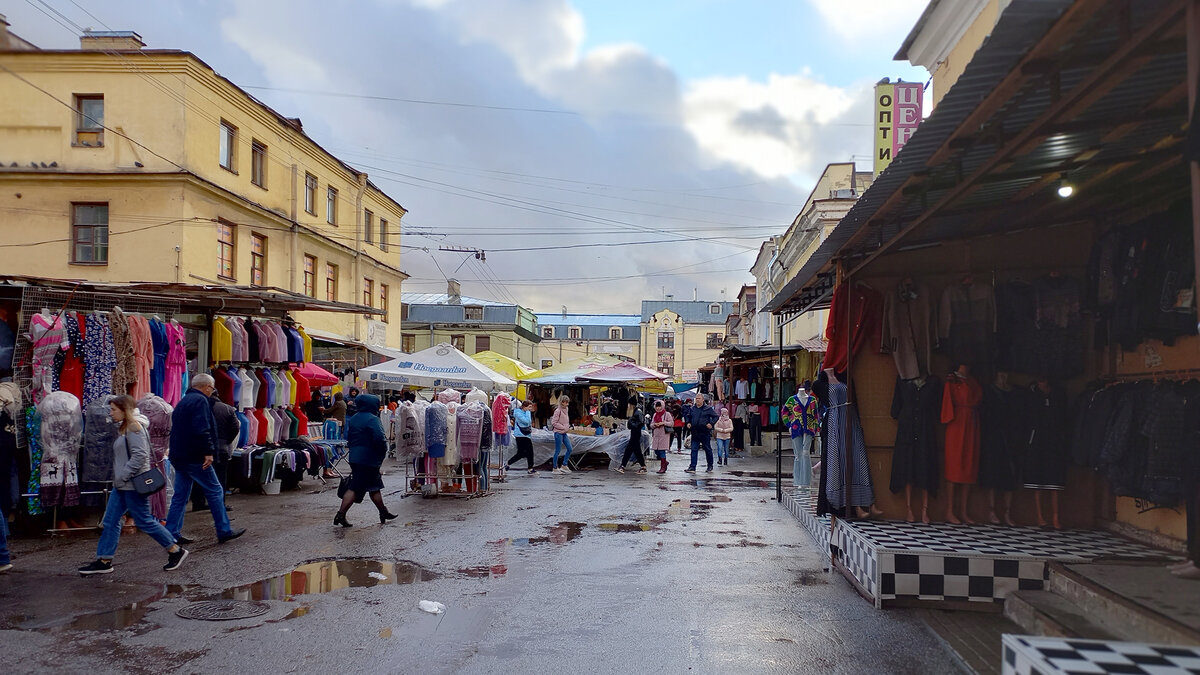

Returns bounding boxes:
[211,317,233,363]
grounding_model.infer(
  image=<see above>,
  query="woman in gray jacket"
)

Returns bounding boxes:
[79,395,189,575]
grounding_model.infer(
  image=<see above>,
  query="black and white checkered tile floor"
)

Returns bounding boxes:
[779,493,1168,608]
[1002,635,1200,675]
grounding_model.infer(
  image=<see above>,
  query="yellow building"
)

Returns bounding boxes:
[894,0,1009,107]
[0,24,407,350]
[639,300,735,381]
[755,163,871,346]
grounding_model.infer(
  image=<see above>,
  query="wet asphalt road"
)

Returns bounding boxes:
[0,452,965,674]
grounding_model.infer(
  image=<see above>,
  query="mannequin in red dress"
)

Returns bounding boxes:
[941,364,982,524]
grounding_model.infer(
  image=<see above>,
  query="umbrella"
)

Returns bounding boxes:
[294,362,338,386]
[359,343,517,393]
[575,361,671,394]
[471,350,537,380]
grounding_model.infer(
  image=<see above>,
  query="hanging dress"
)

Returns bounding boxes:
[823,378,874,510]
[941,374,983,484]
[978,384,1025,491]
[108,307,138,397]
[888,376,942,494]
[149,318,168,397]
[83,313,116,409]
[29,312,68,404]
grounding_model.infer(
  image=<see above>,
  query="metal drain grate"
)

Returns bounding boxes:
[176,600,271,621]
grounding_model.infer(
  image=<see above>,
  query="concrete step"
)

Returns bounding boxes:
[1004,590,1119,641]
[1047,562,1200,646]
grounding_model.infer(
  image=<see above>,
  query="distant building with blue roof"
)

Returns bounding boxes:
[639,299,735,379]
[533,312,640,369]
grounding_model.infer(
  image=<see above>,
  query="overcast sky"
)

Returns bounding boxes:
[6,0,929,317]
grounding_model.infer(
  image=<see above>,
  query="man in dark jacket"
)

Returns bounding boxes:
[166,374,245,545]
[192,391,241,512]
[685,394,719,473]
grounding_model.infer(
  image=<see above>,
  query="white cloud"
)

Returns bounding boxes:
[808,0,928,41]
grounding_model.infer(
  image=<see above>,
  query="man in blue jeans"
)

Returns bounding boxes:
[165,374,245,545]
[684,394,719,473]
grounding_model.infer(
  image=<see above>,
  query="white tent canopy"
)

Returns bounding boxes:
[360,343,516,393]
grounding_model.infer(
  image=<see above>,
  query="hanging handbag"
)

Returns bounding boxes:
[123,439,166,496]
[337,474,352,499]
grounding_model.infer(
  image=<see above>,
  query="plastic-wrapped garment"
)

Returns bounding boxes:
[29,312,68,404]
[457,403,486,461]
[465,387,488,405]
[108,307,138,397]
[443,402,460,465]
[425,401,448,451]
[396,403,423,457]
[437,388,462,404]
[81,396,118,486]
[0,382,19,421]
[38,391,82,507]
[491,393,512,434]
[137,393,173,520]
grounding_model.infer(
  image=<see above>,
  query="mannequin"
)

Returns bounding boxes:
[979,371,1022,526]
[1024,378,1065,529]
[782,383,818,488]
[822,368,883,518]
[889,374,941,523]
[941,364,982,524]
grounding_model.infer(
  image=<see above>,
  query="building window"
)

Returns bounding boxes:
[464,306,484,321]
[250,233,266,286]
[250,140,267,188]
[304,173,317,215]
[542,326,555,339]
[363,209,373,245]
[451,334,465,351]
[217,219,236,280]
[219,120,237,171]
[402,334,415,353]
[362,278,374,308]
[475,335,490,353]
[303,255,316,297]
[74,94,104,146]
[657,330,675,350]
[709,303,722,315]
[379,218,388,252]
[706,333,723,349]
[609,327,622,340]
[71,203,108,264]
[325,263,338,301]
[657,352,675,376]
[326,187,338,225]
[379,283,389,321]
[568,326,581,340]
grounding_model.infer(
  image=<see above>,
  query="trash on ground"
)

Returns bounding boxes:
[418,600,446,614]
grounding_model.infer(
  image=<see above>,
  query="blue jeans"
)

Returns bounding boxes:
[166,462,233,539]
[553,433,573,468]
[97,489,176,558]
[0,510,10,565]
[690,437,713,470]
[715,438,730,461]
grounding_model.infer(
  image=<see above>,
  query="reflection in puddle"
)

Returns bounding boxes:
[33,584,203,632]
[458,564,508,578]
[222,559,440,602]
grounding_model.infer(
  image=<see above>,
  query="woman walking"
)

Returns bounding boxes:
[714,408,734,466]
[670,400,685,452]
[650,400,674,474]
[79,395,188,575]
[550,395,574,474]
[334,394,398,527]
[733,399,748,455]
[506,400,537,474]
[616,399,647,474]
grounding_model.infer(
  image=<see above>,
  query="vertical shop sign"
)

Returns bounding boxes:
[874,80,924,176]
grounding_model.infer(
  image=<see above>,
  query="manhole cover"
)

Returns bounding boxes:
[176,600,271,621]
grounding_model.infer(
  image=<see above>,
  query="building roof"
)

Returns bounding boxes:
[641,300,737,324]
[400,293,512,307]
[534,313,640,327]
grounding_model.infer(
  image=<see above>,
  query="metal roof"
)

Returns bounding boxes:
[641,300,737,323]
[534,313,640,327]
[400,293,512,307]
[765,0,1189,317]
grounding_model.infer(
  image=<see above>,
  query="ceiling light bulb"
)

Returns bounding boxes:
[1057,183,1075,199]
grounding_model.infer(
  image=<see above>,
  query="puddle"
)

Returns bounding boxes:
[711,495,732,502]
[493,521,587,548]
[221,559,440,602]
[31,584,203,633]
[596,523,653,533]
[458,564,508,578]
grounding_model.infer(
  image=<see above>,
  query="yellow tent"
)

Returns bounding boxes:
[470,350,537,380]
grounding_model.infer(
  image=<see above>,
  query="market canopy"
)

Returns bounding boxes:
[518,354,626,386]
[294,362,338,386]
[575,361,671,394]
[360,343,516,393]
[471,350,537,380]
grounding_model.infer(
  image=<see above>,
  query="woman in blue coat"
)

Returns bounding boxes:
[334,394,399,527]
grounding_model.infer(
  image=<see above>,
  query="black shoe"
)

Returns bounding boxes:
[79,559,113,576]
[706,467,714,472]
[379,511,399,524]
[217,528,246,544]
[164,548,189,571]
[684,467,696,473]
[175,535,194,545]
[334,512,352,528]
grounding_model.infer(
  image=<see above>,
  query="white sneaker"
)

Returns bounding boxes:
[552,467,562,474]
[561,466,573,473]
